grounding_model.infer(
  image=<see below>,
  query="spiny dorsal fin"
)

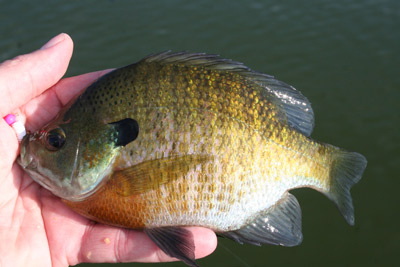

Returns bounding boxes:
[141,51,314,136]
[109,154,211,196]
[219,192,303,246]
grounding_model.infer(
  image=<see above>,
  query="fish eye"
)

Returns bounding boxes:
[45,128,66,151]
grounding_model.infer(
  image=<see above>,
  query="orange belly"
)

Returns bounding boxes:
[63,178,148,229]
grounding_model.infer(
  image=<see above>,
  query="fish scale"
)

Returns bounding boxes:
[65,99,332,230]
[19,52,367,266]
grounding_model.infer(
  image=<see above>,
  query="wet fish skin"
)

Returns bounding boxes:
[18,52,367,266]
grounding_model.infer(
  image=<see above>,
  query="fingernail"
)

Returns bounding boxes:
[40,33,66,50]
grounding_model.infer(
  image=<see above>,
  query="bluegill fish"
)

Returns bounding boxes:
[18,52,367,266]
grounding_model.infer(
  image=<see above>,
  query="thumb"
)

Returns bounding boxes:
[0,33,73,117]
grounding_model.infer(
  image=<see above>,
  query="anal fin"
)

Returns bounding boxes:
[219,192,302,247]
[145,227,198,267]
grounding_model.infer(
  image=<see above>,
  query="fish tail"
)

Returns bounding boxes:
[327,150,367,225]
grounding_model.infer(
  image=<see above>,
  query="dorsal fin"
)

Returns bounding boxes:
[141,51,315,136]
[250,72,315,136]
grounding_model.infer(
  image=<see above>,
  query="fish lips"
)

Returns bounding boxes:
[18,134,34,169]
[18,134,58,193]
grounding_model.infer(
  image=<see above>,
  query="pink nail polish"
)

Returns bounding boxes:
[3,114,16,125]
[3,114,26,141]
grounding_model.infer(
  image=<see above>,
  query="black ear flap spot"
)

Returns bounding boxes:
[109,118,139,147]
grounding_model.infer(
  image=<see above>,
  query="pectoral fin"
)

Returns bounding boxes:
[219,192,303,246]
[109,154,211,196]
[145,227,198,267]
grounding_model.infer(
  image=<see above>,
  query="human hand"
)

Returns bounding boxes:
[0,33,217,267]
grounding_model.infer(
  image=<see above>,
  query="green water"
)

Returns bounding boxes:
[1,0,399,266]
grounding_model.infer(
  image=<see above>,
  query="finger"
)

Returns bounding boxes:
[52,69,113,106]
[77,224,217,264]
[0,33,73,117]
[22,69,112,131]
[40,191,217,266]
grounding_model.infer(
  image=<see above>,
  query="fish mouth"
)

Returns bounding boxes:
[18,134,40,172]
[18,135,57,192]
[18,134,33,169]
[21,160,59,194]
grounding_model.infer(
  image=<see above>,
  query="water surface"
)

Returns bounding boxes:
[1,0,399,266]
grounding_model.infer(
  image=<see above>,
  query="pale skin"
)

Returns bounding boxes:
[0,33,217,267]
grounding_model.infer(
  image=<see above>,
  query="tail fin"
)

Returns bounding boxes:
[327,150,367,225]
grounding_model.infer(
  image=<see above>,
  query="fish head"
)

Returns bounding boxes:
[18,108,134,202]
